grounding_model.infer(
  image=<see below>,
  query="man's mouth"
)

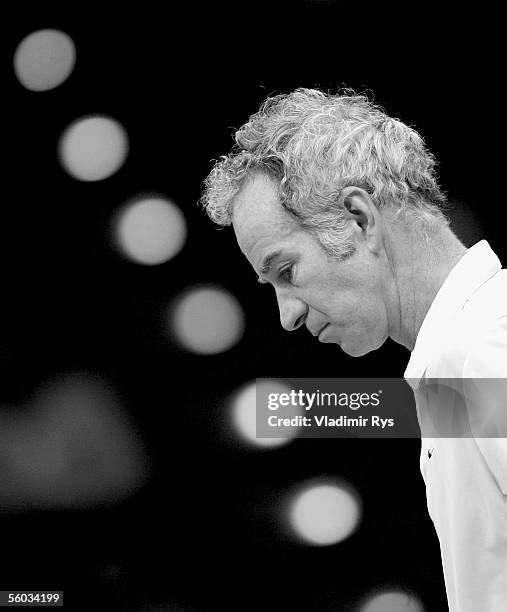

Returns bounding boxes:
[318,324,330,341]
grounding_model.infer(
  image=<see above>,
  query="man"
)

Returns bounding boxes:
[200,88,507,611]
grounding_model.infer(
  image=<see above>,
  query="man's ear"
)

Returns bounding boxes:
[341,186,374,227]
[340,186,382,251]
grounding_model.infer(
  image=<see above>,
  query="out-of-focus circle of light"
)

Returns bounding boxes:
[13,29,76,91]
[288,482,360,546]
[114,197,187,265]
[169,286,244,354]
[58,115,128,181]
[231,379,300,449]
[360,590,425,612]
[0,373,148,510]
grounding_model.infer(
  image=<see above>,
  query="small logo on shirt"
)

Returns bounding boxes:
[427,448,434,459]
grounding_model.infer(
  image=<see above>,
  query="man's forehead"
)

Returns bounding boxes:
[231,173,297,255]
[232,173,284,222]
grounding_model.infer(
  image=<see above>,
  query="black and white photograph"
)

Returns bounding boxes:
[3,2,506,611]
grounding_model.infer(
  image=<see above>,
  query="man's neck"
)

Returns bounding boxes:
[387,224,468,351]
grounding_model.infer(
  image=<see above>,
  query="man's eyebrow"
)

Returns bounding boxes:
[256,249,282,283]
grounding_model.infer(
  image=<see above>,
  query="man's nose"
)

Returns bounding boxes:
[277,293,307,331]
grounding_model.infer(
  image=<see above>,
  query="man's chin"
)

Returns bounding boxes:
[340,343,371,357]
[339,337,382,357]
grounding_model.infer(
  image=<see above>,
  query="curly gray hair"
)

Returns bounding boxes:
[201,88,449,260]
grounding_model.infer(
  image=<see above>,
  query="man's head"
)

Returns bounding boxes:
[201,88,451,355]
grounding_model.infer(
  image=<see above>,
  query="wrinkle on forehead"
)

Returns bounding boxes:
[231,173,299,259]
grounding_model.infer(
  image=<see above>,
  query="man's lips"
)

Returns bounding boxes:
[319,324,342,344]
[318,324,330,340]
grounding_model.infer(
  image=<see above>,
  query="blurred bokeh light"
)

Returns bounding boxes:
[58,115,129,181]
[0,373,148,510]
[229,379,301,449]
[286,480,361,546]
[13,29,76,92]
[168,286,245,354]
[359,589,425,612]
[113,196,187,265]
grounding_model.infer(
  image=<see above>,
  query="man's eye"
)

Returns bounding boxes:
[279,265,294,283]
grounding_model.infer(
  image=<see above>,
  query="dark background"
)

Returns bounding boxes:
[2,2,503,610]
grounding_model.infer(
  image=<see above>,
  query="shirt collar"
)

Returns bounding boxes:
[404,240,502,388]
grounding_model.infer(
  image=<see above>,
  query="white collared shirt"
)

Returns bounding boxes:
[404,240,507,612]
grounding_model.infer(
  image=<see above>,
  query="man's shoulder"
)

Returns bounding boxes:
[426,309,507,378]
[461,268,507,322]
[405,267,506,382]
[426,267,507,378]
